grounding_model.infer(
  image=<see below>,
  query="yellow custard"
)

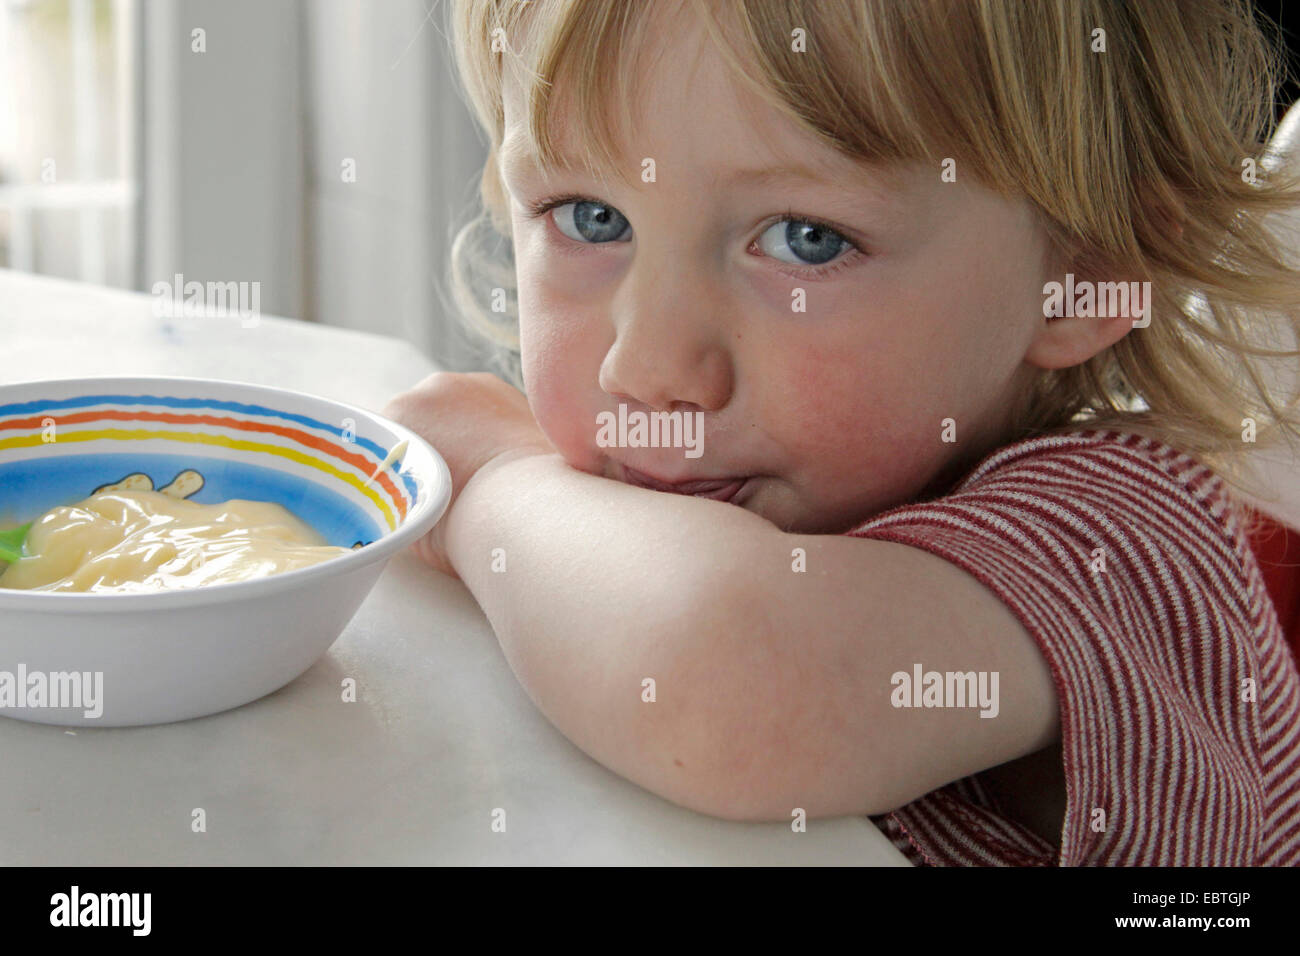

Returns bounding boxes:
[0,489,351,594]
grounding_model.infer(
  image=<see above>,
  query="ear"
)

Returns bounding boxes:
[1024,271,1151,370]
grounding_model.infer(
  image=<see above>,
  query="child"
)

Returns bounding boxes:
[382,0,1300,865]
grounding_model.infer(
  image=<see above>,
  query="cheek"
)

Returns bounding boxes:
[755,326,959,508]
[517,268,607,469]
[775,347,936,460]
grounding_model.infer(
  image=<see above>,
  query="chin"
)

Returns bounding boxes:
[736,483,808,531]
[560,446,606,477]
[533,414,603,474]
[749,487,876,535]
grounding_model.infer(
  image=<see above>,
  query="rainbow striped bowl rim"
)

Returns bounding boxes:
[0,375,451,608]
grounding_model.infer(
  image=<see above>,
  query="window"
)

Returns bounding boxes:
[0,0,138,287]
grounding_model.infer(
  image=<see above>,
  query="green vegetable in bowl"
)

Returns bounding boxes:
[0,522,32,563]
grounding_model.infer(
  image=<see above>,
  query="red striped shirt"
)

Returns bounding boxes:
[846,429,1300,866]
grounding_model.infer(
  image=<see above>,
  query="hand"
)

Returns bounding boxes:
[380,372,553,576]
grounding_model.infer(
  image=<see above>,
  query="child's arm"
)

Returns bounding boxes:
[442,448,1061,823]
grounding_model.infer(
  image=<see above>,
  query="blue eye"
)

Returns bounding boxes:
[524,193,861,276]
[551,200,632,244]
[757,219,849,266]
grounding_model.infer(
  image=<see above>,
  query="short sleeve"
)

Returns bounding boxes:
[846,430,1271,865]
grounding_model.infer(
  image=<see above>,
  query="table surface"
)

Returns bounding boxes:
[0,268,909,865]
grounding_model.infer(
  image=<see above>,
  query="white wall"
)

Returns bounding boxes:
[302,0,489,369]
[141,0,305,320]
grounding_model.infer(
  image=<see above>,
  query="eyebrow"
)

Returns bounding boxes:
[500,134,583,179]
[498,134,908,223]
[501,134,847,188]
[713,163,841,188]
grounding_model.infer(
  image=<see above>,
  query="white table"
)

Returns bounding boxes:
[0,269,909,865]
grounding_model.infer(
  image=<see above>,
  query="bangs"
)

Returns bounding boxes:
[490,0,985,191]
[497,0,671,187]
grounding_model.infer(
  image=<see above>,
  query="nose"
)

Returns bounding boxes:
[597,268,735,413]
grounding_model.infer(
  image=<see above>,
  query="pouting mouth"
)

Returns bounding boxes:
[621,466,749,502]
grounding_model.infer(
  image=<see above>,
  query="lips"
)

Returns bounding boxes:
[621,466,748,502]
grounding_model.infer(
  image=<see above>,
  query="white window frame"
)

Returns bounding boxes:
[0,0,140,287]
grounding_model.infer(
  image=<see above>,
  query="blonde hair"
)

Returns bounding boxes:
[446,0,1300,503]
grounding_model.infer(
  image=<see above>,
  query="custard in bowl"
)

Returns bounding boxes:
[0,376,451,726]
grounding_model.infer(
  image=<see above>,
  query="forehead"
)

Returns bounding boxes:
[497,9,906,199]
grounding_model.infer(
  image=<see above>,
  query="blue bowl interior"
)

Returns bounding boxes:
[0,452,381,549]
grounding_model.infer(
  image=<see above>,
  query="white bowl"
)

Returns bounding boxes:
[0,375,451,726]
